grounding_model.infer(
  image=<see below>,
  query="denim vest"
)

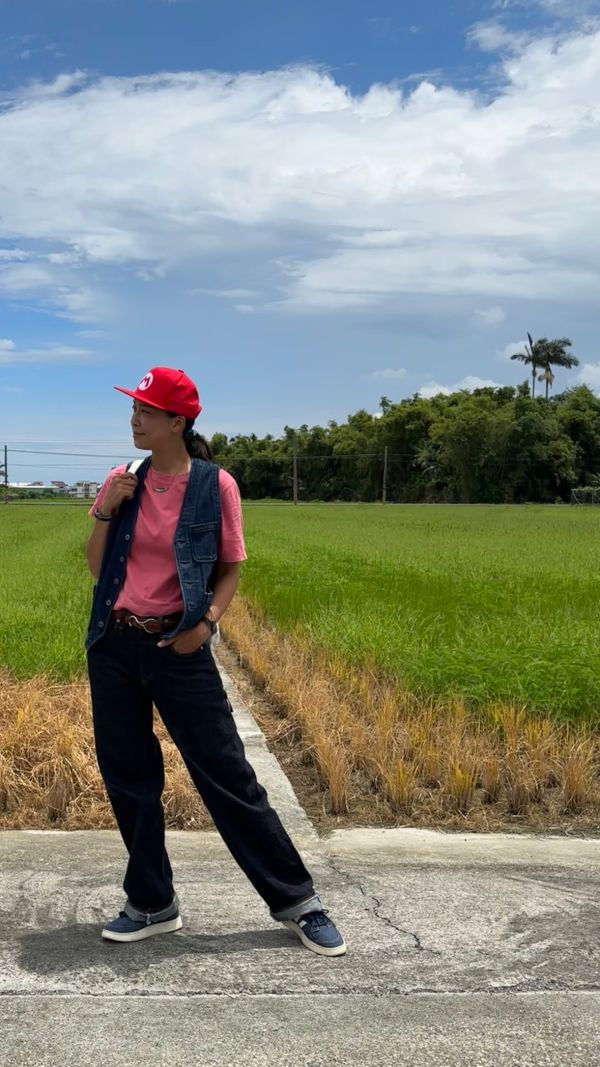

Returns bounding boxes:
[85,456,221,650]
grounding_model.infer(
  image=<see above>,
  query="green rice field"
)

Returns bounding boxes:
[1,503,599,724]
[242,504,600,725]
[0,506,91,680]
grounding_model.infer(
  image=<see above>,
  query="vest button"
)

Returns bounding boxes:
[114,578,119,584]
[105,599,112,606]
[98,621,104,628]
[119,556,125,563]
[125,534,131,541]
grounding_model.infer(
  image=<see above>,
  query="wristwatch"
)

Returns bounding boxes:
[201,613,218,636]
[93,506,113,522]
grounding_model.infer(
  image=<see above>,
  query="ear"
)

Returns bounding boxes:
[171,414,186,435]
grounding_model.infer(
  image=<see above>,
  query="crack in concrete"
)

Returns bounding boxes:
[324,854,424,952]
[499,872,600,908]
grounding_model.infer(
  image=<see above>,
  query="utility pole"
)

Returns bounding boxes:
[382,445,389,503]
[292,438,299,505]
[3,445,7,504]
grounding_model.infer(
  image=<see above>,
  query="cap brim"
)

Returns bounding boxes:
[113,385,202,418]
[113,386,169,411]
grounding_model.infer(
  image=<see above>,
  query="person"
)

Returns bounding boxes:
[85,365,346,957]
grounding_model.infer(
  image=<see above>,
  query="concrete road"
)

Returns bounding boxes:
[2,663,599,1065]
[1,827,599,1067]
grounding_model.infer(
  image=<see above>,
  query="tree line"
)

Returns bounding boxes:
[209,336,600,503]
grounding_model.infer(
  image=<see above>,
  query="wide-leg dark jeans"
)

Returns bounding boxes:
[87,621,316,915]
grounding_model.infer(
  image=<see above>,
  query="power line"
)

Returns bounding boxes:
[4,445,599,469]
[9,463,108,470]
[8,448,130,459]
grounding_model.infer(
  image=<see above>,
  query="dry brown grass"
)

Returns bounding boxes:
[0,672,210,830]
[561,735,597,814]
[382,759,419,815]
[221,597,600,831]
[2,598,600,833]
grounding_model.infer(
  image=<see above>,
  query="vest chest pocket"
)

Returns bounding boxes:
[189,521,218,563]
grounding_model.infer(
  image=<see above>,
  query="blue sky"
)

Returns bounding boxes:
[1,0,599,482]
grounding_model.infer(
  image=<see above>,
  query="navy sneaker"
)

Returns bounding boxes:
[102,902,182,943]
[283,910,347,956]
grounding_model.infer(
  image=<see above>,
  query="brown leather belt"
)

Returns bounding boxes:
[112,609,183,634]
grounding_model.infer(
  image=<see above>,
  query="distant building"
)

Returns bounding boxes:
[66,480,99,499]
[7,479,98,497]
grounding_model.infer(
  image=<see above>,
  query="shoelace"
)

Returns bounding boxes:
[302,910,331,928]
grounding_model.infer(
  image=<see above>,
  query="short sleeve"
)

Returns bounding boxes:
[217,469,247,562]
[88,464,127,518]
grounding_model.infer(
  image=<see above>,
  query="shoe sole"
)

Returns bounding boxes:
[102,915,183,942]
[282,920,347,957]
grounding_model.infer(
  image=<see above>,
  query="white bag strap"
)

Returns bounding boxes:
[126,458,145,474]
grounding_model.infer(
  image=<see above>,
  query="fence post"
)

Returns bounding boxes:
[292,439,298,505]
[382,445,388,503]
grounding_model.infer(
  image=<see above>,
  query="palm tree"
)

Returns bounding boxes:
[510,333,543,398]
[537,365,555,398]
[536,337,579,399]
[511,334,578,399]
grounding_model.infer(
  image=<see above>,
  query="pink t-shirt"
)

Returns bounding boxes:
[90,463,246,616]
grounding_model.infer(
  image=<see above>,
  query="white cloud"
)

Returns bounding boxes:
[475,306,507,325]
[417,374,504,398]
[576,362,600,389]
[0,260,110,321]
[0,249,30,261]
[0,343,96,366]
[0,339,16,351]
[500,339,528,360]
[188,287,260,300]
[468,21,530,53]
[0,28,599,321]
[495,0,600,15]
[370,368,407,380]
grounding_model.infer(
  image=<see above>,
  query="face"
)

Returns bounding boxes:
[130,399,184,449]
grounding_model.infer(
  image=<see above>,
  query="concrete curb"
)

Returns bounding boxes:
[324,825,600,860]
[217,657,318,844]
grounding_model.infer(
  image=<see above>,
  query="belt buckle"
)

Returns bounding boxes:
[128,613,159,634]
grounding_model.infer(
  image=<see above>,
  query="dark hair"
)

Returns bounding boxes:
[166,411,213,460]
[184,420,213,461]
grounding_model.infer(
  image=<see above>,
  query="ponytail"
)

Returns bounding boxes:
[166,411,213,460]
[183,420,213,460]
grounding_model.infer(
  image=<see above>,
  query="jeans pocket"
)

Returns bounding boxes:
[167,642,205,659]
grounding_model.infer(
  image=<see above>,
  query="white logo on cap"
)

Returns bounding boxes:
[138,372,153,391]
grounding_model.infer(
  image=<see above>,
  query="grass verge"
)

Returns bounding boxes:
[0,672,211,830]
[221,597,600,833]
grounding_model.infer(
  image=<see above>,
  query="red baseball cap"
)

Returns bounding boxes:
[114,366,202,419]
